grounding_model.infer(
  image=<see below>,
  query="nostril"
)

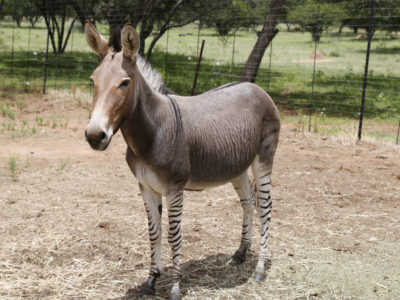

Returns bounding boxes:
[98,131,106,141]
[84,130,88,141]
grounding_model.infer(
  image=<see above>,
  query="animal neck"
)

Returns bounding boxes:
[120,69,168,158]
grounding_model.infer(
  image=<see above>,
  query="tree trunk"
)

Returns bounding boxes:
[0,0,4,14]
[139,19,153,56]
[285,21,291,32]
[311,25,322,42]
[240,0,285,83]
[14,16,22,27]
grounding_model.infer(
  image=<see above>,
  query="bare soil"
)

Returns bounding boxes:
[1,95,399,299]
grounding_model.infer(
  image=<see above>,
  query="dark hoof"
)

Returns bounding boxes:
[138,282,155,297]
[232,250,246,265]
[170,294,182,300]
[254,272,266,282]
[232,254,245,264]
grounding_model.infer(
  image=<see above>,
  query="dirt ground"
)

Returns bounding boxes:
[1,94,399,299]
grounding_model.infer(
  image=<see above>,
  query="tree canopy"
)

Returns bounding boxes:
[288,0,346,42]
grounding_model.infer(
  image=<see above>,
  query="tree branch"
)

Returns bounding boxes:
[146,1,212,60]
[62,18,77,53]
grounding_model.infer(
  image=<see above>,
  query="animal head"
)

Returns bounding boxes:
[84,22,140,151]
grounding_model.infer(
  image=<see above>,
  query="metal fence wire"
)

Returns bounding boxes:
[0,0,399,144]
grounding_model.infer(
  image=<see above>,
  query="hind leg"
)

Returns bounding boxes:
[231,171,255,264]
[252,159,272,281]
[252,125,279,281]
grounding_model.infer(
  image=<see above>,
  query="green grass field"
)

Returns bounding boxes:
[0,19,399,141]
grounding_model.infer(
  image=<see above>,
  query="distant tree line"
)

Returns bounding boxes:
[0,0,399,83]
[285,0,400,42]
[1,0,399,54]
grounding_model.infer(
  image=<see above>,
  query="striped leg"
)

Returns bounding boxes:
[231,171,255,264]
[138,184,163,296]
[166,190,184,300]
[252,161,272,281]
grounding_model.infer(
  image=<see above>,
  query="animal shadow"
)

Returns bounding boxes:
[119,252,270,299]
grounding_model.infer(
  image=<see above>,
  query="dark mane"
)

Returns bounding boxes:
[109,26,122,52]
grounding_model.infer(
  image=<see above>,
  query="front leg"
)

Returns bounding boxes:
[138,183,163,297]
[166,189,184,300]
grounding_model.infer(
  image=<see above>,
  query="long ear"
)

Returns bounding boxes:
[84,21,109,58]
[121,23,140,60]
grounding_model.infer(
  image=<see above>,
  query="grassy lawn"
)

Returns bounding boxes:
[0,19,399,142]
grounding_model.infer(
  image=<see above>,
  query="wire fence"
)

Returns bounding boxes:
[0,0,399,144]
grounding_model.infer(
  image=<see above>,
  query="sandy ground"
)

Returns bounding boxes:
[0,95,399,299]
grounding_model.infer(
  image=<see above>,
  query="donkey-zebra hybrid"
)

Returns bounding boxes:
[84,22,280,299]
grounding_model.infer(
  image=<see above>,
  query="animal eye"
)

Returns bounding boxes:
[119,79,130,88]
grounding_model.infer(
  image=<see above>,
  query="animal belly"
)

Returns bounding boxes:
[184,178,230,191]
[187,153,255,190]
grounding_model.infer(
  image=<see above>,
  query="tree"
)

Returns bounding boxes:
[0,0,4,15]
[144,0,213,59]
[2,0,24,26]
[24,1,41,27]
[94,0,216,59]
[1,0,41,27]
[69,0,99,30]
[341,0,400,35]
[287,0,345,42]
[279,0,300,31]
[240,0,285,83]
[201,0,271,37]
[34,0,77,54]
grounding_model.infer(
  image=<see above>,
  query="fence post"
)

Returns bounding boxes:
[69,30,73,92]
[25,25,31,91]
[191,40,205,96]
[267,41,273,90]
[396,119,400,145]
[165,28,169,85]
[10,22,15,87]
[358,0,375,141]
[308,2,320,132]
[231,31,236,82]
[196,20,201,58]
[54,52,59,92]
[43,28,50,95]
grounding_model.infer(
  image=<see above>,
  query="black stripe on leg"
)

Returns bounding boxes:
[261,226,269,237]
[262,217,271,226]
[260,202,272,210]
[168,230,180,239]
[169,234,182,244]
[258,189,270,194]
[260,210,271,219]
[168,212,182,218]
[260,172,271,179]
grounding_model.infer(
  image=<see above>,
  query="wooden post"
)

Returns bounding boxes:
[191,40,205,96]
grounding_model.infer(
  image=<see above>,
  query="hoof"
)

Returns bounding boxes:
[170,294,182,300]
[138,282,155,297]
[232,250,246,265]
[232,254,245,265]
[254,272,266,282]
